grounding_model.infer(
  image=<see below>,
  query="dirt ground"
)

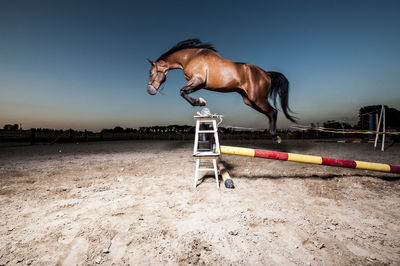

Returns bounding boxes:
[0,139,399,265]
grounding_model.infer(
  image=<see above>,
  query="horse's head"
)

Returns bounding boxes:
[146,59,168,95]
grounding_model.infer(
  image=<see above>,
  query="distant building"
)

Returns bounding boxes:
[357,105,400,131]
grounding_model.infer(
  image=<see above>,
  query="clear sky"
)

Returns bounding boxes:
[1,0,399,131]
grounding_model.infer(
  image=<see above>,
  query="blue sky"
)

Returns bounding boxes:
[1,0,399,131]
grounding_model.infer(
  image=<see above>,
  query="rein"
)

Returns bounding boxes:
[158,85,165,96]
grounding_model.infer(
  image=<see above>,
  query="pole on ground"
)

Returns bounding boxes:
[217,162,234,188]
[220,145,400,174]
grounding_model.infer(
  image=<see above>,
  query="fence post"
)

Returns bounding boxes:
[369,113,374,139]
[30,128,36,145]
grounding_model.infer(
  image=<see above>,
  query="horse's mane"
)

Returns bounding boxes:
[157,39,217,61]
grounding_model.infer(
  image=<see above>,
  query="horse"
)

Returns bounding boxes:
[146,39,297,142]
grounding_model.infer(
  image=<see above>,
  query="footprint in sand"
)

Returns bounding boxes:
[109,234,130,262]
[59,237,89,265]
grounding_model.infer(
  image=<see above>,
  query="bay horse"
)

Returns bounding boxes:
[146,39,296,142]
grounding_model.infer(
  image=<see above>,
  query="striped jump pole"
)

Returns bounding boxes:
[217,162,234,188]
[220,146,400,174]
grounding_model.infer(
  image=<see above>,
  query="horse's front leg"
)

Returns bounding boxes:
[180,77,206,106]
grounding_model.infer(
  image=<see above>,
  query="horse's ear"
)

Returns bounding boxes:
[146,58,155,65]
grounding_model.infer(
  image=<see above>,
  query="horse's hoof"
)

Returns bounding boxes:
[198,97,206,106]
[274,136,282,144]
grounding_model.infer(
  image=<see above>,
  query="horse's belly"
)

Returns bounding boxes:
[206,67,241,90]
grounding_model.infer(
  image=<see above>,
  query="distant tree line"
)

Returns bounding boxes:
[99,125,195,134]
[1,105,399,142]
[3,124,20,131]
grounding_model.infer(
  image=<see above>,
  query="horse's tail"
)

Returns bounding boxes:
[268,71,297,123]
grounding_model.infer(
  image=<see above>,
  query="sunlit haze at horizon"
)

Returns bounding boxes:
[1,0,399,131]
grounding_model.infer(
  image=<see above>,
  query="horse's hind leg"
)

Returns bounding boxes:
[240,93,274,130]
[180,77,206,106]
[268,108,281,143]
[242,93,281,143]
[256,101,281,143]
[267,107,278,136]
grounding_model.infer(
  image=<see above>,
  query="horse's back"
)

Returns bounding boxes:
[185,49,270,94]
[187,50,244,90]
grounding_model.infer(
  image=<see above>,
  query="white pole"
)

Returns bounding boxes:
[382,106,386,152]
[374,106,383,150]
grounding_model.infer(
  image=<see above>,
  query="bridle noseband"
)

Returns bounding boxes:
[148,63,166,91]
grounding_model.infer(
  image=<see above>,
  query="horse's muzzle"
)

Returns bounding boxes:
[147,85,157,95]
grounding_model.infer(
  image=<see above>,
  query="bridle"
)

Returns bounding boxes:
[148,63,166,94]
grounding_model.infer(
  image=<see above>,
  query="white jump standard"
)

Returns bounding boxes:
[193,108,235,189]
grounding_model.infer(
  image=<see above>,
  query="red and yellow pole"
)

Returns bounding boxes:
[217,162,234,188]
[220,145,400,173]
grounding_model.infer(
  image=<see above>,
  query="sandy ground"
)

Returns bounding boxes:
[0,139,399,265]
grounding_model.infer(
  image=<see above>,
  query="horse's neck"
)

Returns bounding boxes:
[165,50,197,70]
